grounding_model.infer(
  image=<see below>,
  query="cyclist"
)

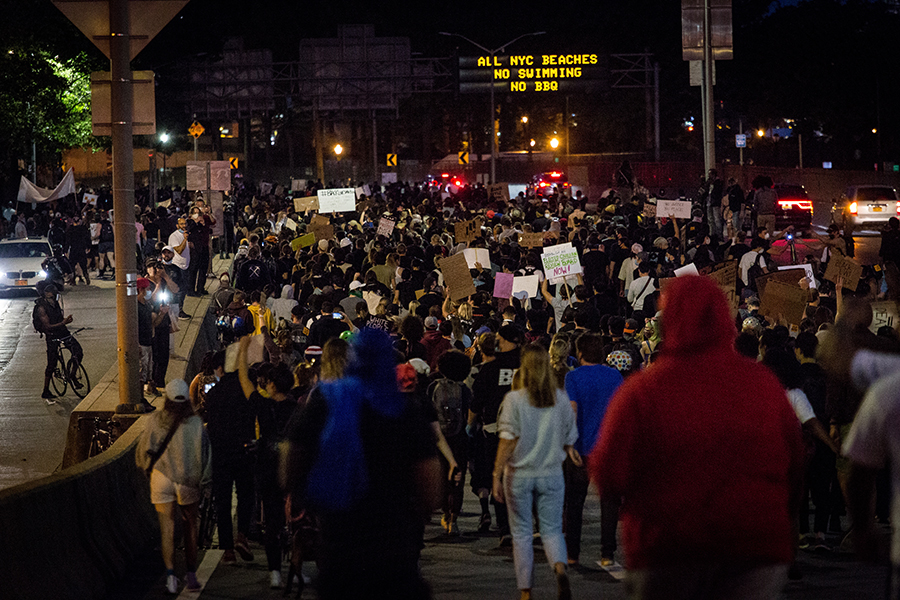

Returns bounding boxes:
[35,281,83,404]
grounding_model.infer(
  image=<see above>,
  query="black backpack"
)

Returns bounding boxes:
[432,379,465,438]
[32,299,47,336]
[99,221,114,243]
[747,252,768,292]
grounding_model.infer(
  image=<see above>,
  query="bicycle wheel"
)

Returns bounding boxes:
[68,357,91,399]
[50,348,68,397]
[197,493,218,549]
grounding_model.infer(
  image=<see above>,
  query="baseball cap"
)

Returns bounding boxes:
[631,243,643,254]
[165,379,190,403]
[424,316,439,330]
[340,237,352,248]
[349,280,364,291]
[162,245,175,253]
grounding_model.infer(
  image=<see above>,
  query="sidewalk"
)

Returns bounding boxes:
[106,476,888,600]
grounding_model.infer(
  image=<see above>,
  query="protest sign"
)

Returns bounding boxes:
[493,272,514,299]
[415,289,426,301]
[706,260,739,310]
[83,193,98,206]
[511,274,540,298]
[642,202,657,218]
[759,280,808,326]
[824,252,863,291]
[291,179,306,192]
[283,218,297,232]
[870,301,899,334]
[291,232,316,251]
[454,218,482,244]
[674,263,700,277]
[487,183,511,203]
[381,173,397,185]
[778,264,817,289]
[542,243,582,284]
[439,253,477,301]
[316,188,356,213]
[656,199,692,219]
[293,196,318,213]
[309,214,334,241]
[377,218,395,237]
[462,248,490,269]
[755,269,805,298]
[519,232,544,249]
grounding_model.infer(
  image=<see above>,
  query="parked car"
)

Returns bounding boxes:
[0,237,54,291]
[835,184,900,229]
[773,183,813,235]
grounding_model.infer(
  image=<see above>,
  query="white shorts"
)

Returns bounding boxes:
[150,469,201,505]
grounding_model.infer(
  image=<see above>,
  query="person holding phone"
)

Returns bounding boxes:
[306,300,351,348]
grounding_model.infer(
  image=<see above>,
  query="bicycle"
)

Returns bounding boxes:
[78,416,120,458]
[49,327,91,399]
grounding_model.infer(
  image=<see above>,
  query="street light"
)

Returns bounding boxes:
[550,137,560,149]
[439,30,546,183]
[334,144,343,157]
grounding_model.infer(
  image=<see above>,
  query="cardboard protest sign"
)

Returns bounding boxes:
[870,301,899,334]
[414,289,426,301]
[642,202,657,218]
[759,280,808,326]
[462,248,490,269]
[454,218,482,244]
[83,193,98,206]
[316,188,356,213]
[824,253,863,291]
[511,274,540,298]
[487,183,510,203]
[755,268,806,298]
[438,253,477,301]
[656,199,692,219]
[309,214,334,241]
[293,196,318,213]
[493,272,514,299]
[542,243,582,284]
[706,260,739,310]
[519,232,544,249]
[778,264,817,289]
[377,218,395,237]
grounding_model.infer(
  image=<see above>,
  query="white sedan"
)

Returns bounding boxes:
[0,237,54,291]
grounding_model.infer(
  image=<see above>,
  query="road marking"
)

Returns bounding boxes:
[177,549,223,597]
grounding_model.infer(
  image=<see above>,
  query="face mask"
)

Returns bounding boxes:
[763,233,770,240]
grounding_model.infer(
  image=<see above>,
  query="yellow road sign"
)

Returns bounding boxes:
[458,151,469,165]
[386,153,397,167]
[229,157,239,169]
[189,121,205,138]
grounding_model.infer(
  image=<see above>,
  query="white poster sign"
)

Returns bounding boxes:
[317,188,357,213]
[656,199,693,219]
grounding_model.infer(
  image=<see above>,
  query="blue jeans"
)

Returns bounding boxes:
[504,469,567,590]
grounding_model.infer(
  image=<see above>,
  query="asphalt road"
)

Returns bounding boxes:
[0,279,118,491]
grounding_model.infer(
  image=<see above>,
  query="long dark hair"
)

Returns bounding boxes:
[163,398,195,423]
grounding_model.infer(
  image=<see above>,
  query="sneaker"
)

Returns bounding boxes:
[165,574,178,594]
[270,570,282,589]
[599,556,615,567]
[234,535,254,561]
[42,390,57,405]
[798,534,812,550]
[184,571,201,592]
[222,549,237,564]
[478,513,491,533]
[178,311,191,320]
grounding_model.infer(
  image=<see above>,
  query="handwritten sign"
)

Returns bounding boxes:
[674,263,700,277]
[519,232,544,249]
[512,274,540,298]
[493,272,514,299]
[316,188,356,213]
[487,183,511,203]
[870,301,899,334]
[642,203,657,218]
[706,260,739,310]
[438,253,477,301]
[293,196,318,213]
[656,199,692,219]
[454,218,482,244]
[759,280,808,326]
[377,217,395,237]
[462,248,490,269]
[778,264,817,289]
[541,243,582,284]
[83,193,98,206]
[824,253,863,291]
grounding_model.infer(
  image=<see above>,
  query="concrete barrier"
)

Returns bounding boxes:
[0,264,229,600]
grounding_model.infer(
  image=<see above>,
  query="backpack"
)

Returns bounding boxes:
[747,252,768,291]
[32,300,47,335]
[99,221,114,243]
[432,379,465,438]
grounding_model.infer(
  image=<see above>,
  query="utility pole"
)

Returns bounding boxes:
[702,0,715,173]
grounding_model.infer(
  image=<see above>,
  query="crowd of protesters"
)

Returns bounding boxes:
[9,166,900,598]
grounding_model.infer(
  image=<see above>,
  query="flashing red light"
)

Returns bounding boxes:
[441,173,450,178]
[549,171,562,178]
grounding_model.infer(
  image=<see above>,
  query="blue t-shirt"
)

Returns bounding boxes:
[564,364,624,455]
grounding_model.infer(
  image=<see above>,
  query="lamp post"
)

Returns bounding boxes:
[334,144,343,183]
[159,132,169,186]
[439,31,545,184]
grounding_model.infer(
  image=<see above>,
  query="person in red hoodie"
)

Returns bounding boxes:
[589,275,805,599]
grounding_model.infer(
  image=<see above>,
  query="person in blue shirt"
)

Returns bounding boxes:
[563,333,623,566]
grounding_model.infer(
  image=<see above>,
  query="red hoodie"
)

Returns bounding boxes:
[589,275,804,569]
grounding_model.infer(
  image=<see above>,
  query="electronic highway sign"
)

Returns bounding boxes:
[458,54,606,94]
